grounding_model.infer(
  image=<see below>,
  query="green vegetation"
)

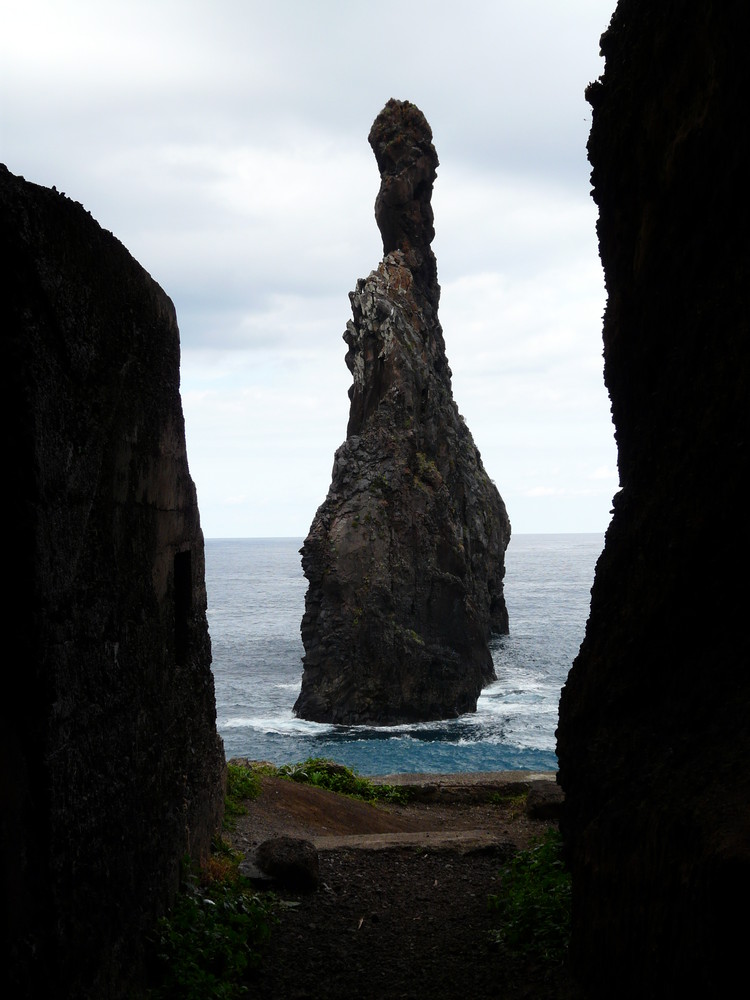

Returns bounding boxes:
[223,761,262,830]
[145,762,284,997]
[416,451,438,477]
[371,473,391,496]
[488,829,572,965]
[277,756,409,804]
[488,790,528,819]
[147,847,275,1000]
[406,628,425,646]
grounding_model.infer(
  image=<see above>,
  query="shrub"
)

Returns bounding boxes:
[277,756,408,804]
[147,856,275,1000]
[488,828,571,965]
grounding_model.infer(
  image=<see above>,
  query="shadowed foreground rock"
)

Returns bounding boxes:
[256,836,320,892]
[556,4,750,997]
[1,165,226,999]
[294,100,510,726]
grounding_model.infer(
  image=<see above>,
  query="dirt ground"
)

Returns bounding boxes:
[226,774,585,1000]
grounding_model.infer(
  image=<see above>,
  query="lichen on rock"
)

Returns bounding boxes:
[294,99,510,726]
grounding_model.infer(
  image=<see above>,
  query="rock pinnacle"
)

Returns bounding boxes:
[294,100,510,726]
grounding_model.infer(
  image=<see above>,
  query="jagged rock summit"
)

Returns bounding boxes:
[294,99,510,726]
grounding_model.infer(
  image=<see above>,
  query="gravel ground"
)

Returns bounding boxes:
[245,846,583,1000]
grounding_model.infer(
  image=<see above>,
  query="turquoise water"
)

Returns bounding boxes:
[205,534,602,775]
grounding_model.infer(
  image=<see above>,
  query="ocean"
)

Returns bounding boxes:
[205,534,603,775]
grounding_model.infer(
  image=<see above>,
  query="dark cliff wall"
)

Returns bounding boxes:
[556,3,750,997]
[295,101,510,726]
[1,165,226,998]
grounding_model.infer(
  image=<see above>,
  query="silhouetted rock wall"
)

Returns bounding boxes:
[1,165,226,998]
[294,100,510,725]
[556,4,750,996]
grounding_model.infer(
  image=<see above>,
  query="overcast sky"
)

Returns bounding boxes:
[4,0,618,538]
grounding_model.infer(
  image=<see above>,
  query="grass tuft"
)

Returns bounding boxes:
[223,762,262,830]
[488,828,571,965]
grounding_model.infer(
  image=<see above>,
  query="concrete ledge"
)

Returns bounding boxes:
[313,830,518,854]
[370,770,558,803]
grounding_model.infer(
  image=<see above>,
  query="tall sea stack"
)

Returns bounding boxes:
[294,100,510,726]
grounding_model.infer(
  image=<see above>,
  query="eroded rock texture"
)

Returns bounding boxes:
[556,5,750,997]
[1,165,226,998]
[294,100,510,726]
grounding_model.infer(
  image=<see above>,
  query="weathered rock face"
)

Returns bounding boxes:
[294,100,510,726]
[0,165,226,999]
[556,4,750,997]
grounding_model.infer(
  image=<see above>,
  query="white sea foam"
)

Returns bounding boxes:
[225,715,333,736]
